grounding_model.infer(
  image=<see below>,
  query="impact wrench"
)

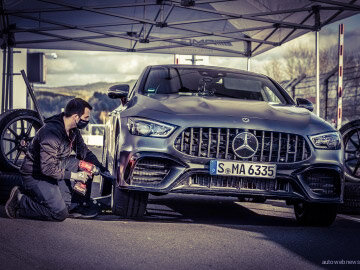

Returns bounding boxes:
[74,160,115,196]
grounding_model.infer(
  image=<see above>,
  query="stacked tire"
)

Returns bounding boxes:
[339,120,360,214]
[0,109,42,203]
[339,182,360,214]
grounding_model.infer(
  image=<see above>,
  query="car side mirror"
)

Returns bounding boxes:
[108,84,129,101]
[296,98,314,112]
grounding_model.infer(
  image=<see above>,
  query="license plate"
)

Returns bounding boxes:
[210,160,276,179]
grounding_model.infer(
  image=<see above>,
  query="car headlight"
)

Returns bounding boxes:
[127,117,176,138]
[309,132,341,150]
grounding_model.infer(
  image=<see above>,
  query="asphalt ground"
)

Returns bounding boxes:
[1,194,360,270]
[1,146,359,269]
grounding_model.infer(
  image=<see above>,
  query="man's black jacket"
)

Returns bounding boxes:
[20,113,103,181]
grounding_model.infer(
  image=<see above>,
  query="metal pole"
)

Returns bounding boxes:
[21,70,44,125]
[325,78,329,121]
[1,47,6,113]
[315,31,320,117]
[8,46,13,110]
[337,24,345,130]
[5,46,11,111]
[247,57,251,71]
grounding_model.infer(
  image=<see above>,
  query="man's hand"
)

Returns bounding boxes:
[70,171,90,183]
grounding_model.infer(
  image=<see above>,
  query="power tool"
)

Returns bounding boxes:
[73,160,115,196]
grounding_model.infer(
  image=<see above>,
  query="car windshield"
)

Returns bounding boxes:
[143,67,287,104]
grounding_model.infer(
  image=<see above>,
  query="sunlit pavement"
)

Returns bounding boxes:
[1,193,359,270]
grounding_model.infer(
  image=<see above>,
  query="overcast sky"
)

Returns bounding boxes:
[38,14,360,87]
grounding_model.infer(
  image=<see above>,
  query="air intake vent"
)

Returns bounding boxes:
[302,169,340,196]
[190,174,290,192]
[131,158,171,185]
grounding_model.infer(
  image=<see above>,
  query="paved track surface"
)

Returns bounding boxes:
[1,146,359,269]
[1,193,359,270]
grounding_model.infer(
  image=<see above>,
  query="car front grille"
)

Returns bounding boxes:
[189,174,290,192]
[174,127,311,163]
[131,158,171,185]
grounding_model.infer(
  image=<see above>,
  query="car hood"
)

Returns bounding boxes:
[145,95,303,118]
[126,95,335,135]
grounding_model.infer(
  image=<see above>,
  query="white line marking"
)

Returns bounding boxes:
[338,214,360,223]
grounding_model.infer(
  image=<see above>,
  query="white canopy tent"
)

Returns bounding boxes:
[1,0,360,113]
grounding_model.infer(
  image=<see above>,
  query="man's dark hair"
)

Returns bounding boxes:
[64,98,92,117]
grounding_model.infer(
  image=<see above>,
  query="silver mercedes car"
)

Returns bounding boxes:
[102,65,344,226]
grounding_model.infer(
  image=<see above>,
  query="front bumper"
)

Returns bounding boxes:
[116,151,344,204]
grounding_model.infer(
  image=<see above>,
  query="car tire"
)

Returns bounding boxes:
[100,156,112,196]
[0,171,23,204]
[112,186,148,218]
[110,132,148,218]
[294,202,338,227]
[100,133,112,196]
[340,119,360,183]
[339,182,360,214]
[0,109,42,172]
[100,175,112,196]
[252,196,267,203]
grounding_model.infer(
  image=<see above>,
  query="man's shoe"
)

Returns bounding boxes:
[5,186,21,219]
[68,203,99,219]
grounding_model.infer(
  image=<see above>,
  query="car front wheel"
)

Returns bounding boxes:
[110,132,148,218]
[294,202,337,227]
[111,185,148,218]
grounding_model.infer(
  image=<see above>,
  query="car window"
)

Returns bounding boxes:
[261,85,283,104]
[143,68,180,94]
[142,67,287,104]
[128,80,138,101]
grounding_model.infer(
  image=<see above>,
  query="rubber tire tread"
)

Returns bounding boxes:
[112,187,148,218]
[101,178,112,196]
[100,134,112,196]
[339,119,360,135]
[340,119,360,182]
[294,203,338,227]
[339,182,360,214]
[0,109,42,172]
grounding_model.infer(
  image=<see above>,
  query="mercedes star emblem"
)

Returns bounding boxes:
[242,118,250,123]
[232,132,259,158]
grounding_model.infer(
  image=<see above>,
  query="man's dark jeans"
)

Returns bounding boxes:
[18,175,93,221]
[18,175,69,221]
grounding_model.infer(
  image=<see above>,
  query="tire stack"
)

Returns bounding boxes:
[339,182,360,214]
[339,120,360,214]
[0,109,42,204]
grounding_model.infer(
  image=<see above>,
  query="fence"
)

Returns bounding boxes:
[282,65,360,125]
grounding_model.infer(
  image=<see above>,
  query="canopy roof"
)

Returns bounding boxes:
[1,0,359,57]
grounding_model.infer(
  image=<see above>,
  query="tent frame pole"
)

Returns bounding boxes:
[315,30,320,117]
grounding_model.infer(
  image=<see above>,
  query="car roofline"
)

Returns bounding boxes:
[146,64,269,79]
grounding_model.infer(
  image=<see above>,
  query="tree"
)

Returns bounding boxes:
[263,44,360,81]
[263,59,285,82]
[285,44,314,79]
